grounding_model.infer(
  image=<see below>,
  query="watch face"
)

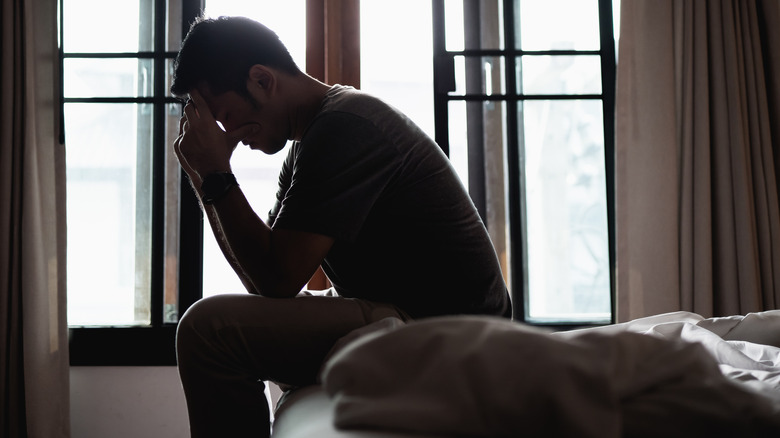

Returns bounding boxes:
[202,173,226,191]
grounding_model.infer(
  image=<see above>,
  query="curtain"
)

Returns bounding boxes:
[1,0,70,436]
[615,0,780,321]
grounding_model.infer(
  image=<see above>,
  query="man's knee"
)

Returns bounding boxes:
[176,294,238,359]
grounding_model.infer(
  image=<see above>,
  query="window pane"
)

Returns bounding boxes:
[520,55,602,95]
[165,59,177,98]
[164,103,183,323]
[521,99,610,322]
[66,103,153,326]
[167,0,183,52]
[202,0,306,70]
[447,101,469,186]
[200,0,304,297]
[444,0,464,51]
[448,99,512,292]
[450,56,506,97]
[63,0,154,53]
[360,0,434,137]
[444,0,504,51]
[201,144,290,298]
[516,0,600,51]
[64,58,153,98]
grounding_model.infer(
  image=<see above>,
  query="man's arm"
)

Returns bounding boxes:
[201,197,258,294]
[202,183,334,297]
[174,91,334,298]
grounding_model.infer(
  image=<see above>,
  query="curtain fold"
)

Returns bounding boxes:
[1,0,70,437]
[1,0,28,434]
[616,0,780,321]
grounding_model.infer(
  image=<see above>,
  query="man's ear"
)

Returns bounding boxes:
[248,64,274,92]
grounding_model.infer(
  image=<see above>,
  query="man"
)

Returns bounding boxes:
[172,15,511,437]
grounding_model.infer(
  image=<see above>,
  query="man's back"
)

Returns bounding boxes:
[270,85,511,319]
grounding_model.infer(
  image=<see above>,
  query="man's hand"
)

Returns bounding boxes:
[173,90,258,188]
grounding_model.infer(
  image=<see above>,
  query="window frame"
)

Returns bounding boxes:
[67,0,615,366]
[65,0,202,366]
[432,0,617,328]
[66,0,360,366]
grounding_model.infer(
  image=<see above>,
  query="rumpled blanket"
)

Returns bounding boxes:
[320,311,780,438]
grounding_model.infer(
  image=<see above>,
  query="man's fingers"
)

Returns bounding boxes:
[173,126,185,152]
[183,101,198,123]
[188,90,215,123]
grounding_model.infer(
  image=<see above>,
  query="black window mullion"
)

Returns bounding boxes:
[432,0,453,156]
[63,97,180,104]
[452,49,601,57]
[176,175,204,319]
[502,0,527,322]
[149,0,170,328]
[463,0,487,223]
[446,93,605,101]
[58,0,65,145]
[62,51,178,58]
[131,0,156,325]
[176,0,206,320]
[598,0,617,324]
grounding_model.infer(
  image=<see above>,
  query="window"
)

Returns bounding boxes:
[63,0,195,364]
[360,0,435,137]
[64,0,360,365]
[432,0,616,325]
[65,0,615,365]
[198,0,306,298]
[64,0,159,326]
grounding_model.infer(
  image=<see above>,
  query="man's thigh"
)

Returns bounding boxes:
[178,292,408,386]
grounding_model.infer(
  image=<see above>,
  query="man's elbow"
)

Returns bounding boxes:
[252,276,304,299]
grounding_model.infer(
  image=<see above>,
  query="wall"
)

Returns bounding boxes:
[70,367,189,438]
[70,367,284,438]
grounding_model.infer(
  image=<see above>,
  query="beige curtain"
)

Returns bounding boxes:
[1,0,70,436]
[616,0,780,321]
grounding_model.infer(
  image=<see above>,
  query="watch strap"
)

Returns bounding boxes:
[201,172,238,205]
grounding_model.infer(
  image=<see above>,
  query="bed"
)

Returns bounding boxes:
[271,310,780,437]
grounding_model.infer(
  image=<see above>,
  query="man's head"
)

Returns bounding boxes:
[171,15,301,98]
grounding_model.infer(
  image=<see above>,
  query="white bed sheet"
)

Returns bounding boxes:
[272,385,450,438]
[316,311,780,438]
[558,310,780,403]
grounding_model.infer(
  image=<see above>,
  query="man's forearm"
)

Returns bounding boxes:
[184,171,269,295]
[202,201,261,294]
[198,184,294,297]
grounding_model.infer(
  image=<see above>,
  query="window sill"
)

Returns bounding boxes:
[69,325,178,366]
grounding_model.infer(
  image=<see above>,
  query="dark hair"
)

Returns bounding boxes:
[170,16,301,98]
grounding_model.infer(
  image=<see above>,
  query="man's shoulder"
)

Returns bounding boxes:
[322,85,397,119]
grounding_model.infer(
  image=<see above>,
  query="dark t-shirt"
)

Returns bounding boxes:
[269,85,511,319]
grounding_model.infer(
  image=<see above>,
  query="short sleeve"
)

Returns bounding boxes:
[267,144,295,225]
[271,111,401,241]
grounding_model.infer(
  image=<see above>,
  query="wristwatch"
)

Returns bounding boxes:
[200,172,238,205]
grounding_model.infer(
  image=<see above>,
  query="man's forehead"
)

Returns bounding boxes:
[191,84,213,102]
[189,86,220,114]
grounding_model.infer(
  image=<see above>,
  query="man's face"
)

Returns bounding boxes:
[196,85,289,155]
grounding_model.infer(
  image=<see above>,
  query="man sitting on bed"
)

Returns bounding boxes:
[171,15,511,438]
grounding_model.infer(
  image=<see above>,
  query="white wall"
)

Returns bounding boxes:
[70,367,189,438]
[70,367,283,438]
